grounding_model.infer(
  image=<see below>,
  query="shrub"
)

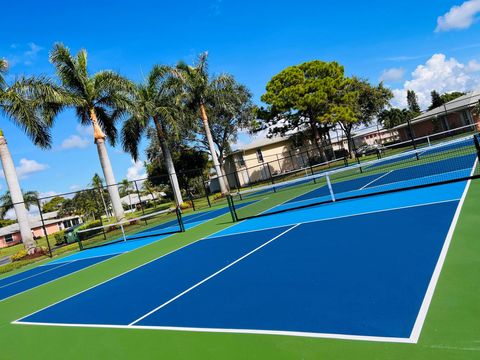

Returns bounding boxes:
[79,220,102,231]
[212,193,224,201]
[179,202,191,210]
[10,250,27,262]
[10,247,48,262]
[54,231,66,246]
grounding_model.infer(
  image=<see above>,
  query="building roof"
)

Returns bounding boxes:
[394,90,480,129]
[0,214,80,237]
[232,135,292,153]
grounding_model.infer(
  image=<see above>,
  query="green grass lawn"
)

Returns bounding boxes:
[0,178,479,359]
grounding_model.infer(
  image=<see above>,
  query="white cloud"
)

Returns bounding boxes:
[126,160,147,181]
[467,59,480,72]
[436,0,480,32]
[61,135,89,149]
[391,53,480,109]
[1,158,49,180]
[379,67,405,82]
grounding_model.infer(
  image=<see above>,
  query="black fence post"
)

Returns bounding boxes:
[36,199,52,257]
[202,176,211,208]
[265,163,276,192]
[189,193,196,211]
[474,134,480,161]
[176,206,185,232]
[92,189,107,241]
[406,117,419,160]
[133,180,147,224]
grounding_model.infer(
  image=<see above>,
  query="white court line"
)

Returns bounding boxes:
[128,224,300,326]
[409,158,478,343]
[206,198,461,240]
[0,261,73,290]
[359,170,394,190]
[13,321,414,344]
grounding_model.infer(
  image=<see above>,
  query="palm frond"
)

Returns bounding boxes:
[49,43,87,96]
[121,116,146,161]
[0,58,7,90]
[94,106,121,145]
[0,80,53,148]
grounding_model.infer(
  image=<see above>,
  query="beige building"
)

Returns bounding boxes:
[224,135,323,188]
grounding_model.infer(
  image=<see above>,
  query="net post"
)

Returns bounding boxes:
[77,234,84,251]
[176,206,185,232]
[326,173,336,202]
[227,194,238,222]
[36,199,52,257]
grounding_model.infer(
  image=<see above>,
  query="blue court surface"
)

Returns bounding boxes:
[0,205,244,302]
[14,178,469,343]
[262,151,476,214]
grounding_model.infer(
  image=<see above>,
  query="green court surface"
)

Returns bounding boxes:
[0,179,479,359]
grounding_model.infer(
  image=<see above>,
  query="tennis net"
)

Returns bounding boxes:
[75,207,184,250]
[228,133,480,220]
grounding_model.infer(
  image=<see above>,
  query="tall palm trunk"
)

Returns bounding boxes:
[90,109,125,222]
[199,103,228,195]
[0,132,36,253]
[153,116,183,205]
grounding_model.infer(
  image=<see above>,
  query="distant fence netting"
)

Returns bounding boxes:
[228,133,480,221]
[75,207,184,250]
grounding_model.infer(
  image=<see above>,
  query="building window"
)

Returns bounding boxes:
[256,149,264,162]
[237,154,245,167]
[5,234,14,243]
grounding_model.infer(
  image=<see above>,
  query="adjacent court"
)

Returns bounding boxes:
[0,205,244,302]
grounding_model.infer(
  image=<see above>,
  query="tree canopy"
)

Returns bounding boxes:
[192,75,256,166]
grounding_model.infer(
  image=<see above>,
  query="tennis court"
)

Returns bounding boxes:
[13,176,470,342]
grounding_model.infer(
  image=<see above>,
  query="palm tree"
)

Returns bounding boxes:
[121,65,184,205]
[0,58,62,252]
[172,52,230,195]
[119,178,133,210]
[49,44,131,221]
[91,173,110,218]
[0,191,39,220]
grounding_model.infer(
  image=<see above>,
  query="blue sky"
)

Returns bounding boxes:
[2,0,480,198]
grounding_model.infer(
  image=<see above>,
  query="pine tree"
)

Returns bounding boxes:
[428,90,443,110]
[406,90,421,115]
